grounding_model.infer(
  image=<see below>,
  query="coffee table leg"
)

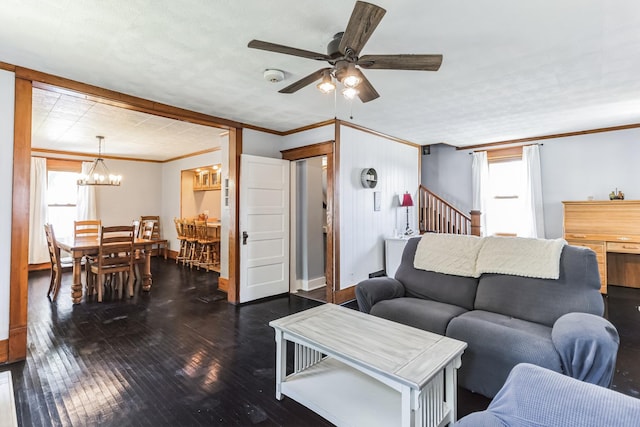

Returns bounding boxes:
[275,331,286,400]
[445,356,462,423]
[400,385,413,427]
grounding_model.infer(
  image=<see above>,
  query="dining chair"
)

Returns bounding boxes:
[139,215,167,259]
[73,220,101,238]
[90,225,135,302]
[43,223,72,301]
[74,219,101,294]
[132,220,154,282]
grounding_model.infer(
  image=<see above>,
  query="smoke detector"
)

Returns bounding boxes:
[263,69,285,83]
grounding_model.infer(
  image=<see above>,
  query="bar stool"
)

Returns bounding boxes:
[194,220,219,271]
[182,219,199,267]
[173,218,189,264]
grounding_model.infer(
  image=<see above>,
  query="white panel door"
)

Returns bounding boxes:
[239,154,290,303]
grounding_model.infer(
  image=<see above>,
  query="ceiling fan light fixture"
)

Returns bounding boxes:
[342,87,358,100]
[316,71,336,94]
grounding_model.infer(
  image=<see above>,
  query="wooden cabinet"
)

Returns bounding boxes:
[563,200,640,294]
[193,165,221,191]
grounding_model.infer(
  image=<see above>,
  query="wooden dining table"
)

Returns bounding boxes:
[56,236,168,304]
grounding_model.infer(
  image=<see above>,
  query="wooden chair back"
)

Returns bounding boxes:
[92,225,135,302]
[74,220,101,238]
[174,217,185,239]
[139,216,161,239]
[140,220,155,240]
[44,223,63,300]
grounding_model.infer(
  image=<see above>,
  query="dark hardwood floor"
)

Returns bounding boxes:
[1,260,638,426]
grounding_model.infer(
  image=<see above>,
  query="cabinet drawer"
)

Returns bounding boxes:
[607,242,640,254]
[567,240,604,259]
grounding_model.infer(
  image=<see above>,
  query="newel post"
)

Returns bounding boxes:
[470,210,481,236]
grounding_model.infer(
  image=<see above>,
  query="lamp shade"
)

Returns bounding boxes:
[401,192,414,207]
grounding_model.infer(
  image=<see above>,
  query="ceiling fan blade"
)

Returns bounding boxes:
[248,40,330,61]
[358,54,443,71]
[354,69,379,103]
[279,68,332,94]
[339,1,386,56]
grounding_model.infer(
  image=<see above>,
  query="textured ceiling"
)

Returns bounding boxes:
[32,88,222,161]
[2,0,640,148]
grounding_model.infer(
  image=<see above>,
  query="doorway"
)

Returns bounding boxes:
[291,156,328,302]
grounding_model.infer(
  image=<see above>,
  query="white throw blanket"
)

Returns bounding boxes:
[475,236,567,279]
[413,234,567,279]
[413,233,484,277]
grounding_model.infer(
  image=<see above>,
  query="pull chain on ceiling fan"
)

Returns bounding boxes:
[247,1,442,103]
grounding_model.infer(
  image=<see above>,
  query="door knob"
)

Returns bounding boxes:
[242,231,248,245]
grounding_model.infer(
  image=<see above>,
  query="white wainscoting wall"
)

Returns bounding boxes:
[338,125,419,289]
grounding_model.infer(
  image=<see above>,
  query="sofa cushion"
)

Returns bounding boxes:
[474,245,604,327]
[371,297,468,335]
[446,310,562,398]
[396,237,479,310]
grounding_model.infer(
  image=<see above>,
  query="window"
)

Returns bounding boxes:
[485,147,523,236]
[47,159,81,239]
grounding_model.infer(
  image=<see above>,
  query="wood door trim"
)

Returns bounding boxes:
[9,78,31,362]
[284,141,336,304]
[227,129,242,304]
[0,339,8,363]
[333,122,341,303]
[281,141,334,160]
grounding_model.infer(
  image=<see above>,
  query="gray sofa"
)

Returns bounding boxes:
[356,237,619,398]
[455,363,640,427]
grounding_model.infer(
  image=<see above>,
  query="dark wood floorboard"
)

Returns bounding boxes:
[1,261,639,426]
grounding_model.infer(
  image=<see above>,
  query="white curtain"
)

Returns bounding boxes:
[77,161,97,221]
[521,145,545,238]
[471,151,489,236]
[29,157,49,264]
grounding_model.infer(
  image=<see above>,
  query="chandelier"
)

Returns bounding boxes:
[77,136,122,186]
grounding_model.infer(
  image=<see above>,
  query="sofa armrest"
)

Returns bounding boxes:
[355,277,405,313]
[455,363,640,427]
[551,312,620,387]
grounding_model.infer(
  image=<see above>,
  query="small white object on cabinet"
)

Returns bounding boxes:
[385,237,410,277]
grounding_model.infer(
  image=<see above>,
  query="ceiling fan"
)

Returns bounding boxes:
[247,1,442,103]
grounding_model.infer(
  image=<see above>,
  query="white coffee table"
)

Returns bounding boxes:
[269,304,467,427]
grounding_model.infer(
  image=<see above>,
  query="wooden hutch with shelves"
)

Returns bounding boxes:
[193,165,221,191]
[563,200,640,294]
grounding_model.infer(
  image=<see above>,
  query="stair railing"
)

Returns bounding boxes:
[418,185,481,236]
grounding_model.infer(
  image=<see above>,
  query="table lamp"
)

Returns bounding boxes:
[400,192,414,235]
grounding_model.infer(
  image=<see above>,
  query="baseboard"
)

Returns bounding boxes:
[8,327,26,362]
[28,262,51,272]
[0,340,8,363]
[301,276,326,291]
[218,277,229,292]
[334,285,356,304]
[167,249,178,260]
